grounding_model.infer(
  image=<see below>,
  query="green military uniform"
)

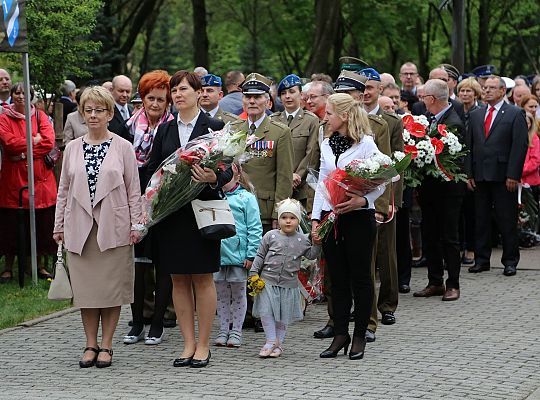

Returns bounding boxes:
[368,106,405,333]
[271,109,319,212]
[214,107,239,125]
[232,116,294,227]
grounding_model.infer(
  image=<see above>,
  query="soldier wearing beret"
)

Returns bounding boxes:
[232,73,294,333]
[360,67,405,341]
[200,74,239,124]
[313,70,392,340]
[271,74,320,212]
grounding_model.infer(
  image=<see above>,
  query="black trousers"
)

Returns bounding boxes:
[322,210,376,338]
[459,190,476,252]
[396,205,412,286]
[419,187,464,289]
[474,181,519,267]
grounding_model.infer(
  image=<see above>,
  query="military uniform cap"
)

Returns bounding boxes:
[440,64,460,81]
[201,74,222,87]
[458,73,475,82]
[242,73,272,94]
[334,70,367,92]
[359,68,381,82]
[339,56,369,71]
[277,74,302,96]
[130,92,142,104]
[471,64,497,78]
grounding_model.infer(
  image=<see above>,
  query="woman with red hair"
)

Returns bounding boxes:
[123,70,175,346]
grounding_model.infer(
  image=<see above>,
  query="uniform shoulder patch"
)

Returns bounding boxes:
[303,110,319,120]
[223,111,240,119]
[382,111,400,121]
[269,119,289,130]
[368,114,386,126]
[270,111,282,118]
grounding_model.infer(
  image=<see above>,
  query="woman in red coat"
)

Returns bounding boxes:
[0,83,57,283]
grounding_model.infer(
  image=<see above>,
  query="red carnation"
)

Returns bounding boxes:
[430,137,444,154]
[404,144,418,159]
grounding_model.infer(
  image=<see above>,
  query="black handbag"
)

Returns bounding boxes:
[36,109,62,169]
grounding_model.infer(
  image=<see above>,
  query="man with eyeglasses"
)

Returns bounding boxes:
[399,62,419,95]
[465,75,528,277]
[413,79,466,301]
[305,81,333,120]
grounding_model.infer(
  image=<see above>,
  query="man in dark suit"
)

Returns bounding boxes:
[108,75,133,141]
[413,79,466,301]
[59,79,77,127]
[465,76,528,276]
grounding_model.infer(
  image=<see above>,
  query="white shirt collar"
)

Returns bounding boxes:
[487,99,505,112]
[248,114,266,130]
[367,104,380,115]
[177,110,200,127]
[285,108,301,119]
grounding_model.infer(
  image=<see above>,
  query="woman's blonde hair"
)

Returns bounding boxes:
[326,93,371,143]
[525,112,538,147]
[80,86,115,114]
[457,77,482,99]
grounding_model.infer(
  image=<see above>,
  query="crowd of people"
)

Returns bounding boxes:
[0,58,538,368]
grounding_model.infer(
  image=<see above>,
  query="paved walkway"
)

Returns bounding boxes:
[1,247,539,400]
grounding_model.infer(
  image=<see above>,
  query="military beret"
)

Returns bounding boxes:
[242,72,272,94]
[277,74,302,96]
[130,92,142,104]
[359,68,381,82]
[339,56,369,72]
[334,70,367,92]
[201,74,222,87]
[440,63,460,81]
[471,64,497,78]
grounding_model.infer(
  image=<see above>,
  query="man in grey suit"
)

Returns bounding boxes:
[466,75,528,276]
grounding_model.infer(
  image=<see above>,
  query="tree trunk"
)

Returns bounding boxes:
[192,0,209,69]
[304,0,341,76]
[477,0,490,66]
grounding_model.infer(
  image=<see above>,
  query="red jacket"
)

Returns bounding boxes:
[522,134,540,186]
[0,105,57,209]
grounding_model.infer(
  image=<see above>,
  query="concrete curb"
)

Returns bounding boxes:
[525,387,540,400]
[0,306,78,336]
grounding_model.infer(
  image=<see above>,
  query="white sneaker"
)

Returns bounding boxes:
[214,331,228,347]
[144,330,164,345]
[123,329,145,344]
[226,330,242,347]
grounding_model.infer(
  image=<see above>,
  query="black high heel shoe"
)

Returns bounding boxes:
[349,336,366,360]
[319,335,351,358]
[190,350,211,368]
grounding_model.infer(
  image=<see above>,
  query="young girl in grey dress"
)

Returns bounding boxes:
[249,199,321,358]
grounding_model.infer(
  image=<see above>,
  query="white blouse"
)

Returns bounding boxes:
[312,134,385,220]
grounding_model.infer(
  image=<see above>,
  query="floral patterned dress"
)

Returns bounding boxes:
[83,138,112,205]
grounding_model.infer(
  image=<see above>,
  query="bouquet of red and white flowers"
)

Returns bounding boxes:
[315,151,411,240]
[134,123,255,236]
[401,114,467,187]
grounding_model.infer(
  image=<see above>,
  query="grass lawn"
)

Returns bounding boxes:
[0,258,72,330]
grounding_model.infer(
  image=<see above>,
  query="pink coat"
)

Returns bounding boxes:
[54,134,142,255]
[522,134,540,186]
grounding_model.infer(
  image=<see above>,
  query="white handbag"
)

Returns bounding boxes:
[48,242,73,301]
[191,199,236,240]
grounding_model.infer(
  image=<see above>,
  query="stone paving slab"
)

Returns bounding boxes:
[0,247,538,400]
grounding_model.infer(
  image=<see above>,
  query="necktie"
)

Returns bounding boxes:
[121,107,128,120]
[206,112,211,118]
[484,106,495,137]
[287,115,293,126]
[249,123,256,135]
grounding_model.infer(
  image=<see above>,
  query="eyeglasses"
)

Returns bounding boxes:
[482,86,500,91]
[83,108,107,115]
[420,94,435,100]
[306,94,326,101]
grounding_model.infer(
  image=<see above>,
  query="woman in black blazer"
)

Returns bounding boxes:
[146,71,231,368]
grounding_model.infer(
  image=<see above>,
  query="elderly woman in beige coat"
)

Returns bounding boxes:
[53,86,142,369]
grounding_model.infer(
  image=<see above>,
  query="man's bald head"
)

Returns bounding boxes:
[378,96,395,113]
[0,69,12,101]
[112,75,132,106]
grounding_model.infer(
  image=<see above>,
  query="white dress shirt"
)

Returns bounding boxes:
[247,114,266,131]
[367,104,380,115]
[177,111,200,146]
[312,134,385,220]
[285,108,301,120]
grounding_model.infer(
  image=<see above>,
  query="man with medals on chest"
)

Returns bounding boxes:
[271,74,320,213]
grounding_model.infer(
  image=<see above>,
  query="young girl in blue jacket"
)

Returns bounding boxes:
[214,162,262,347]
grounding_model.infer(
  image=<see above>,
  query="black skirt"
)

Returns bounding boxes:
[150,202,220,275]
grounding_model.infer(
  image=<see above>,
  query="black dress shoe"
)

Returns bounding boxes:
[365,329,376,343]
[412,256,428,268]
[313,325,335,339]
[253,319,264,333]
[190,351,211,368]
[398,284,410,293]
[349,336,366,360]
[503,265,517,276]
[381,311,396,325]
[173,355,194,367]
[468,264,490,273]
[320,335,350,358]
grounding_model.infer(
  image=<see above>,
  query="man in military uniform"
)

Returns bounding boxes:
[271,74,320,212]
[360,67,405,342]
[233,73,294,333]
[313,70,392,340]
[200,74,239,124]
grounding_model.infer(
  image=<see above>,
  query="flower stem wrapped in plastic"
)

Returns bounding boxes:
[314,151,411,241]
[134,123,256,236]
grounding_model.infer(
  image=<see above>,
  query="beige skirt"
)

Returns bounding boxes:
[67,223,134,308]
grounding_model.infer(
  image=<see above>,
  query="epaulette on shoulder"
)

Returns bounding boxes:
[270,111,281,118]
[382,111,400,121]
[270,119,289,130]
[223,111,239,119]
[368,114,386,126]
[303,110,319,119]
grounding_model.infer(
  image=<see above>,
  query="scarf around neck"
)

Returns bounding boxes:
[329,132,353,165]
[128,107,173,167]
